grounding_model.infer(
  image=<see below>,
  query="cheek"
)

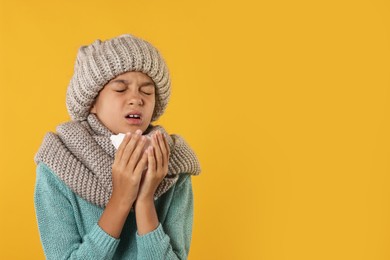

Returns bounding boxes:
[147,96,156,109]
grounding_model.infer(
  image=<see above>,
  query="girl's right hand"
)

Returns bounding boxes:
[110,129,148,209]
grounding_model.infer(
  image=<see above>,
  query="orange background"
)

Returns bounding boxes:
[1,0,390,259]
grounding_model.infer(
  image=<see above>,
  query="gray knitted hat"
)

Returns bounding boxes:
[66,34,171,122]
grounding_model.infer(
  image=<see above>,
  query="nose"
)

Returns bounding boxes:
[127,91,143,106]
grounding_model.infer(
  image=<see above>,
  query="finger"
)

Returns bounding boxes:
[133,149,149,177]
[153,132,163,169]
[158,132,169,167]
[114,132,131,162]
[126,135,147,173]
[162,133,170,158]
[147,146,156,173]
[120,130,142,168]
[160,133,169,176]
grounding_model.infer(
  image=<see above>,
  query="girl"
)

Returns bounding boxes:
[34,34,201,259]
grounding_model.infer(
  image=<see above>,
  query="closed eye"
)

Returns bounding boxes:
[140,86,155,96]
[115,89,126,93]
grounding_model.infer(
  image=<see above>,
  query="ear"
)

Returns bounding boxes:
[90,102,97,113]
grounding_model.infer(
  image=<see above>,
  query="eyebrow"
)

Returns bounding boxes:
[110,79,155,88]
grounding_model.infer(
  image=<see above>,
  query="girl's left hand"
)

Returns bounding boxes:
[136,130,170,203]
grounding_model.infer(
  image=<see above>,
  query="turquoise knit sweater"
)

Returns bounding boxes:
[34,162,194,259]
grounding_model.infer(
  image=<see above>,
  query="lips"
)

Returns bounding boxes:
[125,111,142,125]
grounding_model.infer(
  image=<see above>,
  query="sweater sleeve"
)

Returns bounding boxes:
[136,174,194,260]
[34,163,120,260]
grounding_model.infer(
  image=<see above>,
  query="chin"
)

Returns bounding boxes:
[126,126,147,134]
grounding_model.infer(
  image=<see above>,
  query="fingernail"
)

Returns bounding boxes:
[136,129,142,135]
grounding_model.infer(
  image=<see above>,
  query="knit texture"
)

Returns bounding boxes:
[66,34,170,122]
[34,162,193,259]
[34,114,201,208]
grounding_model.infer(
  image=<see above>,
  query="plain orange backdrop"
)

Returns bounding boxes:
[1,0,390,259]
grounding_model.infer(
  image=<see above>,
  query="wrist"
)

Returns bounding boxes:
[136,194,154,205]
[109,193,135,213]
[99,195,132,239]
[134,196,159,236]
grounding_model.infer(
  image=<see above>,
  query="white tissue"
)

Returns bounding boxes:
[110,133,153,174]
[110,133,152,151]
[110,133,126,150]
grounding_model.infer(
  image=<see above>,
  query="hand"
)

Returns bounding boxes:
[136,130,170,203]
[110,130,148,209]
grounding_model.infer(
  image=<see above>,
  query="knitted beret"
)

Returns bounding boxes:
[66,34,171,122]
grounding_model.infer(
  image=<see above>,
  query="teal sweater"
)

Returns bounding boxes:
[34,163,194,259]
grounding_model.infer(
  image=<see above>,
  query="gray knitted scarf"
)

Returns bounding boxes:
[34,114,201,208]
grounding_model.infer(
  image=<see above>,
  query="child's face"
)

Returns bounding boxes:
[90,71,156,134]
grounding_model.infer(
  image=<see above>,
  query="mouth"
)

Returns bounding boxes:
[125,112,143,125]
